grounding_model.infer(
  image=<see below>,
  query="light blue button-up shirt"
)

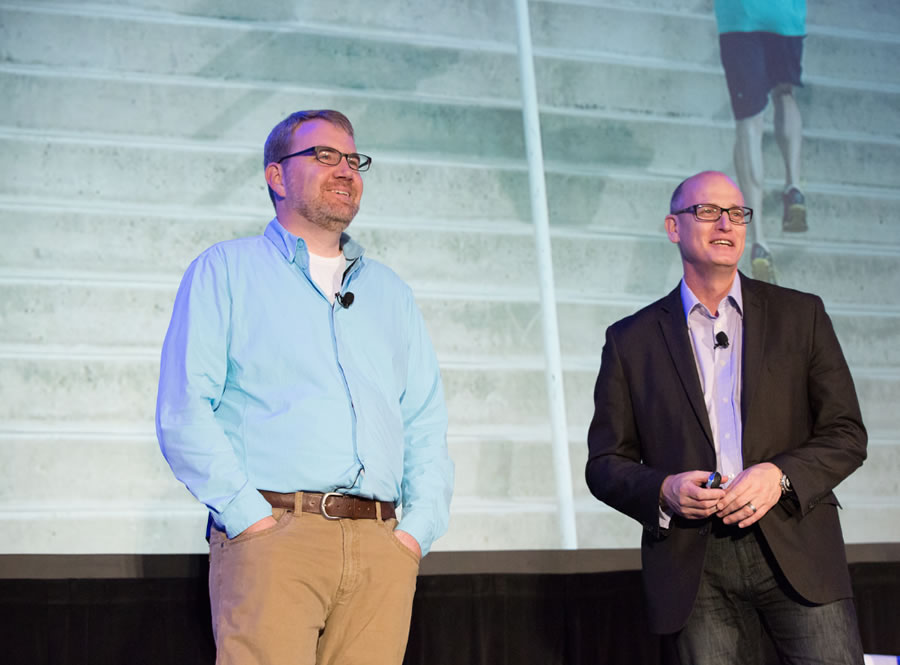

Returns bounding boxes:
[681,275,744,483]
[156,219,453,554]
[660,276,745,528]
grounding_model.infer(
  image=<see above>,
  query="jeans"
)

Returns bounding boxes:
[675,525,863,665]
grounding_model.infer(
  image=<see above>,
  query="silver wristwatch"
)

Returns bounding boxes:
[779,472,793,495]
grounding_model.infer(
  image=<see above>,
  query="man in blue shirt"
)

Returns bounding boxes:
[715,0,809,285]
[156,109,454,665]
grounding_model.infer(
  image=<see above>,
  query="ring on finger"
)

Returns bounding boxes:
[746,501,757,513]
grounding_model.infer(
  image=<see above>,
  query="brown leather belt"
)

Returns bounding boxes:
[260,490,395,521]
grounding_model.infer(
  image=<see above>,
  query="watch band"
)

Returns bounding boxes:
[779,472,793,495]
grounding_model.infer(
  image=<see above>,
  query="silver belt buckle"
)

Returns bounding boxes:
[320,492,344,520]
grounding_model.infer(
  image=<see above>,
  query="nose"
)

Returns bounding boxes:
[715,211,734,230]
[331,152,359,176]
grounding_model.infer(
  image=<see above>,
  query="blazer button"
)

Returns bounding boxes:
[699,524,710,536]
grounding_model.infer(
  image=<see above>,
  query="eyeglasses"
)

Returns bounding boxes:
[277,145,372,172]
[672,203,753,224]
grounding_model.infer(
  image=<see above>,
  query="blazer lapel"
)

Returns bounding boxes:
[657,285,715,450]
[740,273,766,426]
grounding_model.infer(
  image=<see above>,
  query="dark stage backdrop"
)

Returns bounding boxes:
[2,559,899,665]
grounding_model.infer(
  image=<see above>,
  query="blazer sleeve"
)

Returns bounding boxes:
[769,295,867,517]
[586,325,669,532]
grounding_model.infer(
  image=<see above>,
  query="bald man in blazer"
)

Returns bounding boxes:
[586,171,866,664]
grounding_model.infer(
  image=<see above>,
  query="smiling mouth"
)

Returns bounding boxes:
[711,240,734,246]
[328,189,351,197]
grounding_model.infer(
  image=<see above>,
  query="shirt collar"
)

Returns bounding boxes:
[264,218,365,266]
[680,272,743,321]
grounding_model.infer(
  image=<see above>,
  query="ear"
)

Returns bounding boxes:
[265,162,286,200]
[664,214,680,245]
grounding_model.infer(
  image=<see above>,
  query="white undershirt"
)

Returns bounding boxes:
[307,251,346,304]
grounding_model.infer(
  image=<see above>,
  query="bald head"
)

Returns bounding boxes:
[670,171,741,214]
[664,170,747,285]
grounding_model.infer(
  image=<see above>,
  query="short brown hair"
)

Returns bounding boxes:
[263,110,356,206]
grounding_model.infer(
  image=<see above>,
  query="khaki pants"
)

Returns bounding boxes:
[208,496,420,665]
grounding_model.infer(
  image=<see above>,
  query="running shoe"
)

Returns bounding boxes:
[782,185,807,233]
[751,242,777,284]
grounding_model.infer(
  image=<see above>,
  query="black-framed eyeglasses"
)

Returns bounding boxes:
[277,145,372,172]
[672,203,753,224]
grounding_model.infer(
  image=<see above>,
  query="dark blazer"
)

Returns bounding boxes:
[585,273,867,634]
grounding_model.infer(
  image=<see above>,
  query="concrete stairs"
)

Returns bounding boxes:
[1,0,898,552]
